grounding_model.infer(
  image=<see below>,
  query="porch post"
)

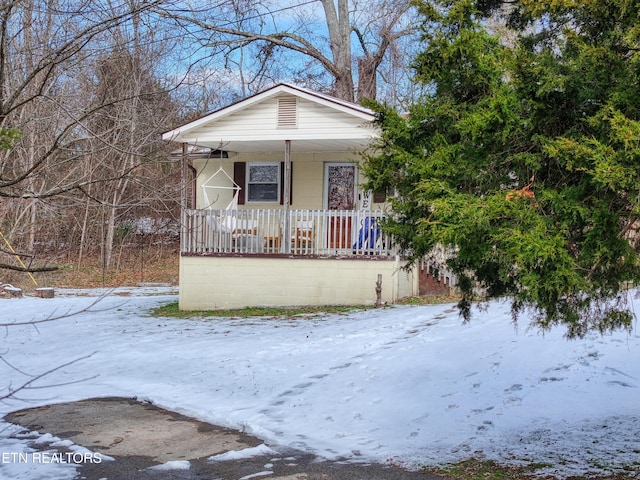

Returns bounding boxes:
[181,142,188,211]
[180,142,188,253]
[282,139,292,253]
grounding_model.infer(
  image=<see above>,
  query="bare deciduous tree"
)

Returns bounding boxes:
[0,0,180,275]
[161,0,419,104]
[79,7,178,269]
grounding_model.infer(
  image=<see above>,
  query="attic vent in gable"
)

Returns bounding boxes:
[277,95,298,128]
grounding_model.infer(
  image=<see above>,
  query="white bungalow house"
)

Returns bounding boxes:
[163,84,453,310]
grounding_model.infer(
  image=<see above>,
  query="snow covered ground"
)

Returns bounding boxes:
[0,286,639,479]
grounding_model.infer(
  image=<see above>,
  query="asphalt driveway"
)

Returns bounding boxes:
[4,397,450,480]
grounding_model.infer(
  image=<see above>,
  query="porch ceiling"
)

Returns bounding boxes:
[182,137,374,154]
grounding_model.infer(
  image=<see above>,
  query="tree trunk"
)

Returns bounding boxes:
[358,56,379,102]
[321,0,355,102]
[77,191,92,270]
[104,202,116,271]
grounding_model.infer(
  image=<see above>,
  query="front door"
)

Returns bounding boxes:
[325,163,356,249]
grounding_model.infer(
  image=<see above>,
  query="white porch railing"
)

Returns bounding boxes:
[182,209,395,256]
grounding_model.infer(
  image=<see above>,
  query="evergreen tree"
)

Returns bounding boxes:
[363,0,640,337]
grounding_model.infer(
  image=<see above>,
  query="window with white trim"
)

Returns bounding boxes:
[247,163,280,203]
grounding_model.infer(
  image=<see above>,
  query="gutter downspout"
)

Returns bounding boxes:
[188,164,197,208]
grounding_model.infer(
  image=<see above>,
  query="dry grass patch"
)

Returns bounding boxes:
[424,458,640,480]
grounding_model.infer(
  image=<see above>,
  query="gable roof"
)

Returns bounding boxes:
[162,84,378,154]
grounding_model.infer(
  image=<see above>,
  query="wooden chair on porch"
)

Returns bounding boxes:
[291,220,314,253]
[232,219,262,252]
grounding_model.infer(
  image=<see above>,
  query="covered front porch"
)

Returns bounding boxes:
[177,206,458,310]
[182,208,394,256]
[179,208,412,310]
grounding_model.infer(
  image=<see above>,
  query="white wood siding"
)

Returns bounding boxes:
[185,95,374,143]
